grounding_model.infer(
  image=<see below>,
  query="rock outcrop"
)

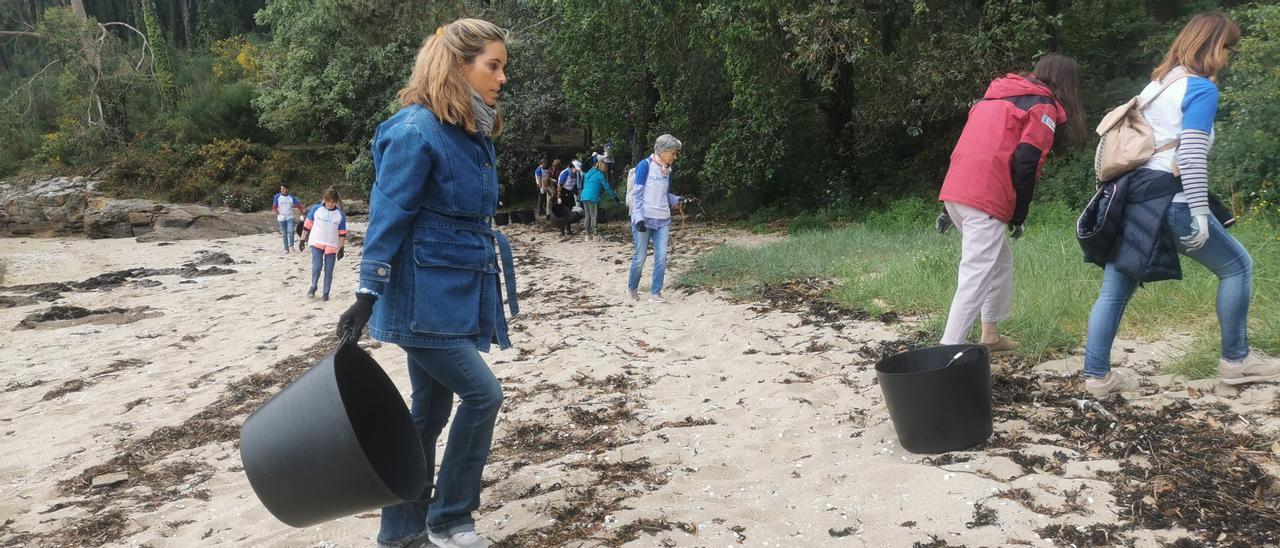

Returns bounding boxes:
[2,177,275,241]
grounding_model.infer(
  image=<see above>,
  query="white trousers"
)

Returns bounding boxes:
[940,201,1014,344]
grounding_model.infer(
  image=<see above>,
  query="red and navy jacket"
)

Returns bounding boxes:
[938,74,1067,226]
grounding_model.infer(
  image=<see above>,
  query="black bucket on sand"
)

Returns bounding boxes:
[875,344,992,454]
[513,209,535,224]
[494,212,510,226]
[549,204,583,229]
[240,341,429,527]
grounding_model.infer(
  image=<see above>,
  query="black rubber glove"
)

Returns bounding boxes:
[336,247,345,261]
[635,221,647,233]
[1009,224,1025,240]
[935,210,954,234]
[337,292,376,343]
[298,238,307,252]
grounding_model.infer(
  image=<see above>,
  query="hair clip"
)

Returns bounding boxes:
[435,26,444,37]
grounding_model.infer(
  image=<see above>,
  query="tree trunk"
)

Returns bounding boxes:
[143,0,177,107]
[69,0,100,81]
[179,0,194,49]
[165,0,177,47]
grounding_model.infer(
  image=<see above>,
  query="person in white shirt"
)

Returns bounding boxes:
[300,187,348,301]
[272,184,305,253]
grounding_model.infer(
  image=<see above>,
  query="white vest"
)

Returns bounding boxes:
[641,158,671,220]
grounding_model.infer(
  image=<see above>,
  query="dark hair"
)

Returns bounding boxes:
[323,186,342,207]
[280,183,289,188]
[1031,53,1085,149]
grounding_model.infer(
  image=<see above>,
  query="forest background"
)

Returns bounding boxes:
[2,0,1278,221]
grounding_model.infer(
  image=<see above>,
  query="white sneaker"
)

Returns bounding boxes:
[649,292,667,303]
[428,530,490,548]
[627,289,639,301]
[1084,369,1139,399]
[1220,350,1280,385]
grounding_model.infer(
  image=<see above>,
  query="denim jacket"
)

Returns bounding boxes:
[361,105,518,351]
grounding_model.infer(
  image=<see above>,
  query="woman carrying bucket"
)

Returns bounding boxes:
[1080,14,1280,398]
[337,18,517,548]
[936,54,1084,353]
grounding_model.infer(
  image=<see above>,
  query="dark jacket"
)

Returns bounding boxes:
[1096,169,1183,283]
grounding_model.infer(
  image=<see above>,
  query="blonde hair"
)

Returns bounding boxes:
[595,159,608,172]
[1153,13,1240,81]
[398,18,508,135]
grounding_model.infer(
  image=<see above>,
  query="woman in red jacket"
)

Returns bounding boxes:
[938,54,1084,350]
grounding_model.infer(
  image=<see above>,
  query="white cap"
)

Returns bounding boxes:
[571,160,582,169]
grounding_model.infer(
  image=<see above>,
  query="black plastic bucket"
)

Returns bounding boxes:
[240,342,429,527]
[875,344,993,454]
[494,212,510,226]
[514,209,535,224]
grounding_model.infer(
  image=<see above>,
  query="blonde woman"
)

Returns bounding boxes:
[336,18,516,548]
[1081,13,1280,398]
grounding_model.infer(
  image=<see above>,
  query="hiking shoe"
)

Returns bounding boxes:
[1084,369,1139,399]
[376,533,430,548]
[627,289,639,302]
[981,336,1019,354]
[1220,350,1280,385]
[428,530,490,548]
[306,287,316,298]
[649,292,667,304]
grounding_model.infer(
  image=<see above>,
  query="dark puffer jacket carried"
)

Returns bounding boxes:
[1101,169,1184,283]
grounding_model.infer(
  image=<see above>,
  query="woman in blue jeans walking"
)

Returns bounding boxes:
[1082,13,1280,398]
[628,134,683,303]
[336,18,517,548]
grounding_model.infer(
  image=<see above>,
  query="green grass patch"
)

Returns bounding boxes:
[680,198,1280,376]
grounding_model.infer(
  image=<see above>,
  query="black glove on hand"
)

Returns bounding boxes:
[635,221,647,233]
[935,210,954,234]
[336,247,345,261]
[298,238,307,252]
[337,292,376,343]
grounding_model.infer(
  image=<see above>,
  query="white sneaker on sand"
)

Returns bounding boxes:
[1084,369,1139,399]
[428,530,490,548]
[649,292,667,303]
[627,289,640,302]
[1220,350,1280,385]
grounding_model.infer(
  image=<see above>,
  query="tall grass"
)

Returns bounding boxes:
[680,198,1280,377]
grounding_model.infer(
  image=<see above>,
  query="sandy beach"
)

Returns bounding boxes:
[2,217,1278,547]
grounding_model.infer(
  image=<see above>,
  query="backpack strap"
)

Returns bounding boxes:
[1139,68,1190,109]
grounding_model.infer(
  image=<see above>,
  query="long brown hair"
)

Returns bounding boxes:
[397,18,508,135]
[1153,13,1240,81]
[1032,53,1085,149]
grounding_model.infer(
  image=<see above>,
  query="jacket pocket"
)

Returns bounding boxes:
[409,232,494,337]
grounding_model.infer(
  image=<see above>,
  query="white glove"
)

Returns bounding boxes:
[1181,214,1211,251]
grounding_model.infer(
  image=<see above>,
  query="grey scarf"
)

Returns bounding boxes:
[471,89,496,137]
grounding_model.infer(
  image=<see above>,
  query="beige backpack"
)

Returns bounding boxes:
[1093,71,1188,182]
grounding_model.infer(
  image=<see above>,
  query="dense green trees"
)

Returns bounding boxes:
[0,1,1277,221]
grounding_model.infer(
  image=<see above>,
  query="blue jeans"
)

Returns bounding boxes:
[309,247,336,297]
[628,223,670,294]
[377,346,503,543]
[279,218,296,251]
[1083,203,1253,378]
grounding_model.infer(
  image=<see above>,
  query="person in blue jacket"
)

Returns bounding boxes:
[628,134,683,303]
[336,18,518,548]
[579,158,617,240]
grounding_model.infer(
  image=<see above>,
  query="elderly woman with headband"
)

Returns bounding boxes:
[628,134,683,303]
